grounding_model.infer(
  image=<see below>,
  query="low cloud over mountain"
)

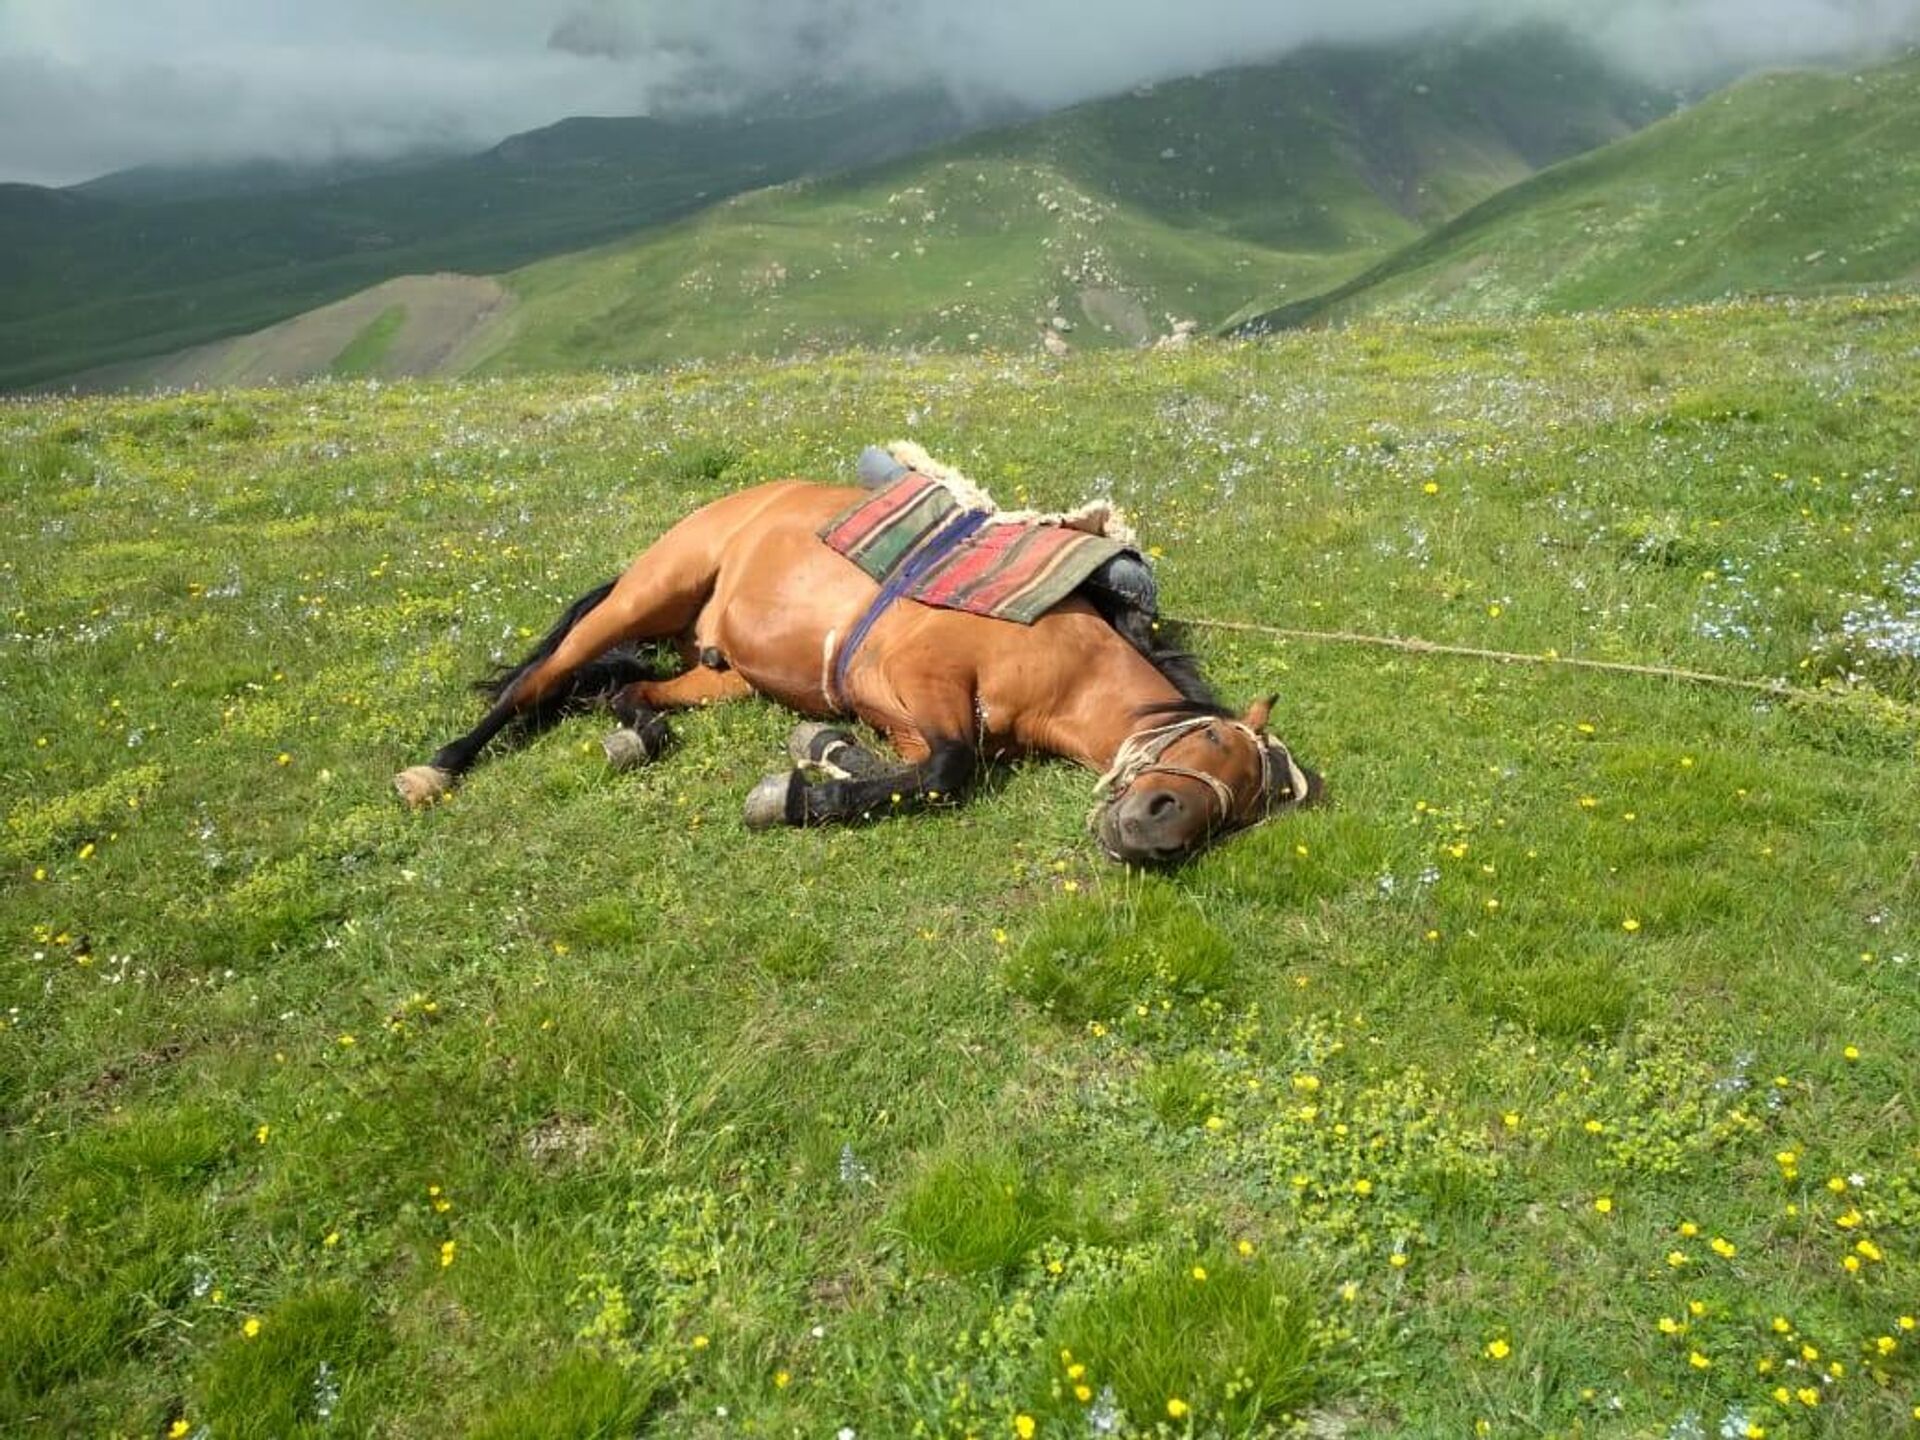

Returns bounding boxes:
[4,0,1916,184]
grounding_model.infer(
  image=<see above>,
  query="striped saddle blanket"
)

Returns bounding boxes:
[820,471,1137,626]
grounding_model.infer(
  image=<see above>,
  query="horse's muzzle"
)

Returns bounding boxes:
[1096,788,1202,865]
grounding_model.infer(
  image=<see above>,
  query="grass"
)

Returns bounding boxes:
[2,294,1919,1436]
[327,306,407,379]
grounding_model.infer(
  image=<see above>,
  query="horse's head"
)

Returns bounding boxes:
[1092,697,1321,865]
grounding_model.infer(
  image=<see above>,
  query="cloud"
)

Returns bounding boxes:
[3,0,1916,185]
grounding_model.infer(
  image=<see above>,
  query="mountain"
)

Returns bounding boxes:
[1236,51,1920,331]
[50,26,1670,390]
[0,92,991,390]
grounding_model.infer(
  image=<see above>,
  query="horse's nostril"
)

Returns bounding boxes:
[1147,792,1179,819]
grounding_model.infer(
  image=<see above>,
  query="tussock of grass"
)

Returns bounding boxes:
[896,1148,1069,1277]
[467,1350,657,1440]
[1005,881,1234,1023]
[1049,1251,1319,1432]
[197,1287,386,1438]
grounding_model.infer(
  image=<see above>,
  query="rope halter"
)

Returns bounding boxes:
[1088,714,1310,839]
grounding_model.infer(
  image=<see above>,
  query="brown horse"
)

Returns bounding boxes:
[394,479,1319,863]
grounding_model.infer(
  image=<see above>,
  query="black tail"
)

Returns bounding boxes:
[473,578,663,735]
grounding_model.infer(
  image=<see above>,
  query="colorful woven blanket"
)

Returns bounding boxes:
[820,471,1135,626]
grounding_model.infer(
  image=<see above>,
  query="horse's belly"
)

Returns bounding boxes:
[706,523,873,717]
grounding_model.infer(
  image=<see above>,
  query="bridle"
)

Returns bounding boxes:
[1089,714,1309,839]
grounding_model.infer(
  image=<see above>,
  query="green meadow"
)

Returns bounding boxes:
[3,296,1918,1437]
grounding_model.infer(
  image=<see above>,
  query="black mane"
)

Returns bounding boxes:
[1081,589,1224,714]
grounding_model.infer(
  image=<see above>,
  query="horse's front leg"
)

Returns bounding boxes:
[743,735,979,829]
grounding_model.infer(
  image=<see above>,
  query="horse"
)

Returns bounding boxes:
[393,471,1321,864]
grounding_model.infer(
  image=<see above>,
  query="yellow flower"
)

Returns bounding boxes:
[1074,1384,1092,1403]
[1666,1250,1689,1268]
[323,1231,340,1247]
[692,1334,710,1349]
[1389,1252,1408,1268]
[1236,1239,1254,1257]
[254,1124,271,1145]
[775,1370,791,1389]
[1800,1344,1819,1362]
[1501,1112,1520,1128]
[1826,1176,1848,1193]
[1593,1196,1612,1214]
[276,753,292,766]
[1583,1119,1605,1134]
[1843,1255,1861,1273]
[1710,1237,1736,1258]
[1678,1221,1699,1237]
[1795,1387,1819,1407]
[1621,917,1641,933]
[1191,1265,1208,1282]
[1842,1045,1860,1061]
[1013,1417,1037,1439]
[1353,1178,1373,1196]
[1687,1300,1707,1317]
[1204,1115,1225,1132]
[1772,1386,1791,1405]
[439,1240,456,1267]
[241,1316,261,1339]
[169,1422,191,1439]
[1899,1315,1916,1330]
[1066,1362,1085,1381]
[1688,1351,1711,1370]
[1856,1238,1883,1262]
[1657,1316,1682,1335]
[1422,482,1440,495]
[1485,1338,1511,1360]
[1166,1397,1189,1419]
[1771,1316,1791,1334]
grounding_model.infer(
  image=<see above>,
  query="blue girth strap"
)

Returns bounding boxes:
[831,506,991,711]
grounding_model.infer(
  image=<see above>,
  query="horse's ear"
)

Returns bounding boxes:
[1243,694,1277,731]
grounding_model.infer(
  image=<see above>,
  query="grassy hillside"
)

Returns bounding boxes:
[0,93,984,391]
[47,28,1668,391]
[1239,52,1920,331]
[470,28,1667,374]
[4,296,1919,1436]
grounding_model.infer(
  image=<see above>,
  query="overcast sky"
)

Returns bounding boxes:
[3,0,1917,186]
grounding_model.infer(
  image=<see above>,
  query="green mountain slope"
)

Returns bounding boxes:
[0,94,985,390]
[434,29,1674,376]
[1237,51,1920,330]
[45,26,1667,390]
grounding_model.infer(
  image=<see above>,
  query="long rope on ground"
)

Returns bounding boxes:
[1172,614,1920,722]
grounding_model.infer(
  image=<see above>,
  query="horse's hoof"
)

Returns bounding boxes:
[742,772,797,830]
[394,765,453,807]
[602,726,664,770]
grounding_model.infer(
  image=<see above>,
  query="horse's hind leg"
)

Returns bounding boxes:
[601,666,755,770]
[394,542,719,805]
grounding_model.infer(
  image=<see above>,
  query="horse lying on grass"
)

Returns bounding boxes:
[395,450,1320,864]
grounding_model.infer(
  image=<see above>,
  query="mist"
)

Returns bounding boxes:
[4,0,1916,186]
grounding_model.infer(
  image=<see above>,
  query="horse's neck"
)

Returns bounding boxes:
[1029,637,1191,771]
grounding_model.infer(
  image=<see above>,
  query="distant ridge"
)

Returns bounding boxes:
[53,26,1676,391]
[1233,50,1920,331]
